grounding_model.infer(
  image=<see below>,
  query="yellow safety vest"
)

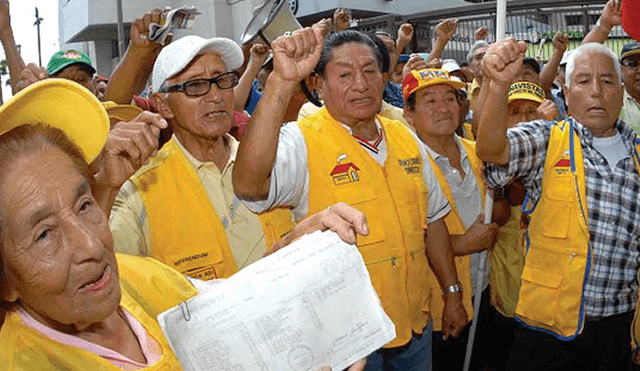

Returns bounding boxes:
[298,107,431,348]
[0,254,197,371]
[425,138,484,331]
[516,120,640,339]
[490,204,526,317]
[130,138,294,280]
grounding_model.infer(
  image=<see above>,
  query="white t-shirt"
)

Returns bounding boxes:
[592,132,628,171]
[240,120,450,224]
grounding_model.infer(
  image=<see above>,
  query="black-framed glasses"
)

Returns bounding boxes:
[621,58,640,68]
[160,71,240,97]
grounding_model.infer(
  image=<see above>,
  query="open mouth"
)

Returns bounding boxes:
[204,111,227,119]
[79,265,111,292]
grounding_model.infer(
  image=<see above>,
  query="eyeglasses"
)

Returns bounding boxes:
[160,71,240,97]
[621,58,640,68]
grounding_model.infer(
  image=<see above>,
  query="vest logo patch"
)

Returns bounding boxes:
[554,151,571,174]
[398,157,421,174]
[330,162,360,185]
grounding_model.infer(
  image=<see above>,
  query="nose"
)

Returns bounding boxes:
[589,78,603,97]
[204,83,224,104]
[352,70,369,92]
[65,214,104,264]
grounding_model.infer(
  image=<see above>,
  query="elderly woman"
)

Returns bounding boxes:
[0,79,367,370]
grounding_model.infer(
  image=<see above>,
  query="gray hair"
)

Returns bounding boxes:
[466,41,489,64]
[565,43,621,88]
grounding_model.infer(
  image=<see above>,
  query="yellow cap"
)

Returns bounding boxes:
[0,78,109,163]
[508,81,545,104]
[102,101,143,123]
[402,69,466,101]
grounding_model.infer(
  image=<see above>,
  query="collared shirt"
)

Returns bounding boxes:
[485,118,640,318]
[424,137,488,295]
[109,135,268,269]
[383,81,404,108]
[241,118,450,224]
[620,89,640,135]
[16,306,162,370]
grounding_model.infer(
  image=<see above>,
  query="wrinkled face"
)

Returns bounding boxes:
[163,53,234,141]
[565,51,623,135]
[0,148,118,329]
[621,55,640,98]
[471,46,488,81]
[54,64,96,95]
[507,99,540,128]
[319,43,384,126]
[404,84,460,138]
[516,64,540,85]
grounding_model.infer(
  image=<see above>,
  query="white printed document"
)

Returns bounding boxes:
[158,230,395,371]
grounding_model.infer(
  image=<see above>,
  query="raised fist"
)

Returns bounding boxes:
[482,38,527,86]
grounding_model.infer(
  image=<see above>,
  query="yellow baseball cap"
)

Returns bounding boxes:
[0,78,109,163]
[102,101,143,124]
[508,81,545,104]
[402,69,466,101]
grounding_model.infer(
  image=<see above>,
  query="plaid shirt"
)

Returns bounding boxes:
[383,81,404,108]
[485,118,640,318]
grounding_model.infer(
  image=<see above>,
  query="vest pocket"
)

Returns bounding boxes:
[336,186,386,246]
[517,263,563,327]
[540,176,574,239]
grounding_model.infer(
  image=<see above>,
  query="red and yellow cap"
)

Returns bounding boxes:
[402,69,466,101]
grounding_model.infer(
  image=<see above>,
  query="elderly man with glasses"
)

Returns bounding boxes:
[619,41,640,134]
[109,36,295,281]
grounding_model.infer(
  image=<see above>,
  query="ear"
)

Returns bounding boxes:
[0,272,19,304]
[151,92,175,120]
[403,106,414,127]
[316,76,326,101]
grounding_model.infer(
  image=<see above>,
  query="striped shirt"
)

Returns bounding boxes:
[485,118,640,318]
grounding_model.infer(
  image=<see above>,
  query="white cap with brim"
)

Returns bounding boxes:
[151,35,244,94]
[442,59,461,74]
[0,78,109,163]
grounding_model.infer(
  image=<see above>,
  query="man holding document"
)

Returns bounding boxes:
[233,28,468,371]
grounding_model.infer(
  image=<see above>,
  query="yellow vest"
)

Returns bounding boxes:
[490,205,526,317]
[298,107,431,348]
[0,254,197,371]
[130,138,294,280]
[424,138,483,332]
[516,120,640,339]
[462,123,475,141]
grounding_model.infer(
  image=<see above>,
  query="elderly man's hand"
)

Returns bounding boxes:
[269,202,369,254]
[248,43,270,68]
[402,54,427,79]
[397,23,414,45]
[333,8,351,32]
[482,38,527,86]
[130,9,166,56]
[435,19,458,41]
[459,213,499,254]
[271,27,323,85]
[312,17,333,38]
[92,112,167,191]
[442,292,468,340]
[14,63,47,93]
[600,0,622,30]
[475,27,489,41]
[552,32,569,55]
[535,99,559,121]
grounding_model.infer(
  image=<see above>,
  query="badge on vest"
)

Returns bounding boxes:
[397,157,421,174]
[554,150,571,175]
[330,162,360,185]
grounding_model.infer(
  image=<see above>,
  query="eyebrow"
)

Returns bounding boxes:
[27,179,91,228]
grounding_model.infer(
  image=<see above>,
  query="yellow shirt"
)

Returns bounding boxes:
[298,100,409,127]
[110,134,268,269]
